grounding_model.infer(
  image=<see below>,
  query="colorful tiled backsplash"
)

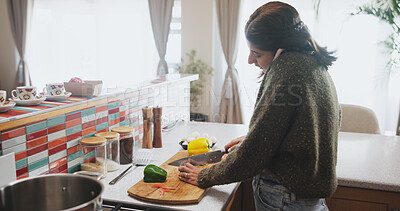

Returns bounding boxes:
[0,80,191,180]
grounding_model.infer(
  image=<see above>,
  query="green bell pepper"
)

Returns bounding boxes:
[143,164,167,183]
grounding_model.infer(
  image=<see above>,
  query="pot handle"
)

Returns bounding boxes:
[73,171,103,180]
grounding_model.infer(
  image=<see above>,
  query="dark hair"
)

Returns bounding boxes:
[245,1,336,71]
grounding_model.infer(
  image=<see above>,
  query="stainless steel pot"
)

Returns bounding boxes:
[0,173,104,211]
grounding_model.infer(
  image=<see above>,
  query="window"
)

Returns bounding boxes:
[166,0,181,73]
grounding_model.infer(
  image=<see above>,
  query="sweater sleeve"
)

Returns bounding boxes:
[198,63,303,188]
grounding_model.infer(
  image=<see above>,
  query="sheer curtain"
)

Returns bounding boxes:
[237,0,400,135]
[26,0,159,91]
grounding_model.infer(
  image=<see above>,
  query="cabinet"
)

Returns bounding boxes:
[326,186,400,211]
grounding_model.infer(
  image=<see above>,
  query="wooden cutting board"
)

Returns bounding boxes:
[127,151,209,205]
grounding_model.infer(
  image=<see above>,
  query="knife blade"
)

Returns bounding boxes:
[168,149,228,166]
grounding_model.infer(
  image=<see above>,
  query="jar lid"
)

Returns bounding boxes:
[111,126,134,134]
[95,132,120,139]
[80,137,106,145]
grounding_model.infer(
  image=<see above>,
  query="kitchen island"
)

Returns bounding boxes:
[101,122,400,210]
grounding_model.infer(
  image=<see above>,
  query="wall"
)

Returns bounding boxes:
[0,80,190,179]
[0,0,17,93]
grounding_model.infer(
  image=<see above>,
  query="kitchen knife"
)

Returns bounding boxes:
[168,149,228,166]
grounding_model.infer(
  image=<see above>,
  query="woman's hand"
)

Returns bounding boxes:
[178,163,202,186]
[224,135,245,152]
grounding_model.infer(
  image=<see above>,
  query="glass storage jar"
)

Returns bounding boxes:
[111,126,134,165]
[95,132,120,172]
[80,136,107,178]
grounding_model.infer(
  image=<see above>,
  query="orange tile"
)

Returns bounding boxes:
[97,128,107,133]
[119,110,126,117]
[2,127,26,141]
[61,170,68,173]
[48,137,66,149]
[96,105,108,113]
[49,157,67,170]
[17,174,28,180]
[108,119,120,126]
[82,126,96,136]
[67,145,81,155]
[15,151,27,161]
[27,136,48,149]
[66,118,81,128]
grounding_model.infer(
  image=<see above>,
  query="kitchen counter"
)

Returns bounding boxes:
[101,122,400,210]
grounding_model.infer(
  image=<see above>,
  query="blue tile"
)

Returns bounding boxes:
[96,122,108,131]
[47,116,66,128]
[83,150,95,161]
[109,113,120,121]
[66,125,82,136]
[26,121,47,134]
[82,108,96,117]
[28,158,48,172]
[16,158,28,169]
[119,120,129,127]
[108,102,120,110]
[67,151,82,162]
[68,164,81,173]
[83,132,96,138]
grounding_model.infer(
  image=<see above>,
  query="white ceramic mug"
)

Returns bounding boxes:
[0,90,7,105]
[11,86,38,101]
[43,83,65,96]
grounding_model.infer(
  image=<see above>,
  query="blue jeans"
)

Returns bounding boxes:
[252,175,328,211]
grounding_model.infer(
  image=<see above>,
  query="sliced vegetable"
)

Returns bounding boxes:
[143,164,167,183]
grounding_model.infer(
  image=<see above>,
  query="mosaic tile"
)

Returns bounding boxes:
[48,137,66,149]
[27,144,48,157]
[97,128,107,133]
[119,110,127,117]
[48,123,66,134]
[49,150,67,163]
[16,158,27,170]
[47,116,66,128]
[15,151,27,161]
[50,163,67,174]
[28,150,48,165]
[3,143,26,155]
[67,164,81,173]
[82,114,96,124]
[67,145,81,156]
[82,126,96,137]
[66,138,80,149]
[109,123,120,131]
[26,121,47,134]
[65,111,81,121]
[119,116,126,123]
[119,120,129,127]
[28,157,49,172]
[109,118,120,127]
[95,116,108,125]
[95,111,108,120]
[83,132,96,138]
[27,136,47,149]
[108,102,120,110]
[16,166,28,177]
[17,174,28,180]
[48,144,66,156]
[49,157,67,170]
[109,113,120,121]
[66,118,82,128]
[81,107,95,117]
[66,131,82,142]
[29,164,49,177]
[67,151,82,162]
[1,126,26,141]
[2,135,26,149]
[108,108,119,115]
[26,129,47,141]
[95,105,108,113]
[130,120,139,128]
[48,130,66,142]
[66,125,82,136]
[69,155,83,168]
[82,120,96,130]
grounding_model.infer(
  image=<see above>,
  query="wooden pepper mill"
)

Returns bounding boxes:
[142,107,153,149]
[153,106,162,148]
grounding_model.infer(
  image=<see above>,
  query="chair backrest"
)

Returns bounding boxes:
[340,104,381,134]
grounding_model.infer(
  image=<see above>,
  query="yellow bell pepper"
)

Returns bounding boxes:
[188,138,211,156]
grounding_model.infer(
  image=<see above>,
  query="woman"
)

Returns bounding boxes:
[178,1,340,210]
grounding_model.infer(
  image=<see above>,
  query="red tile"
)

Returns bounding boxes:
[108,108,119,115]
[82,126,96,136]
[17,174,28,180]
[120,116,126,122]
[66,118,81,128]
[67,145,81,155]
[49,144,66,156]
[82,120,95,130]
[27,144,48,156]
[49,163,68,174]
[49,157,67,170]
[67,131,81,142]
[27,136,48,149]
[65,112,81,121]
[48,137,66,149]
[15,151,27,161]
[16,166,28,177]
[0,142,2,151]
[95,116,108,125]
[1,126,26,141]
[26,129,47,141]
[48,123,66,134]
[119,110,127,117]
[95,105,108,113]
[108,119,120,126]
[97,128,107,133]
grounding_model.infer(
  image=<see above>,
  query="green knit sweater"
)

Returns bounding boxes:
[198,51,340,198]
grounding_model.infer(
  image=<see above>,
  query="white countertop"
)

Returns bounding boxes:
[101,122,400,210]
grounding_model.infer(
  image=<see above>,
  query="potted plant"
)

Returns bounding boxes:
[176,50,213,121]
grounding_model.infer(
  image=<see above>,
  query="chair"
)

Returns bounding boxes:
[340,104,381,134]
